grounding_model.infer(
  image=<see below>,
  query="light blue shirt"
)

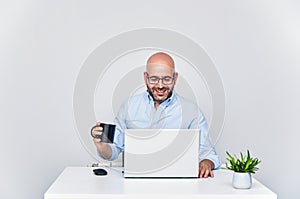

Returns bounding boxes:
[106,91,221,169]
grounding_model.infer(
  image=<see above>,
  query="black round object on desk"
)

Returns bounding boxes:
[93,168,108,176]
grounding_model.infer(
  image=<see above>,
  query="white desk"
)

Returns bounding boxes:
[44,167,277,199]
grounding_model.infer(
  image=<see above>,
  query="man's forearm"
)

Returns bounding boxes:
[95,142,112,160]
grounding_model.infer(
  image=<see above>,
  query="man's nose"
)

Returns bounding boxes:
[156,79,164,87]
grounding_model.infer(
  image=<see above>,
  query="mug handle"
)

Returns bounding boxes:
[91,125,102,139]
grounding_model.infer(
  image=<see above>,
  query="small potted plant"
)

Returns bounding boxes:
[225,150,261,189]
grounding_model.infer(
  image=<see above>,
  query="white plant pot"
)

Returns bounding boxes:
[232,172,252,189]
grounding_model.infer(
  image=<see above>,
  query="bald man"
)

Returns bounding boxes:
[92,52,221,178]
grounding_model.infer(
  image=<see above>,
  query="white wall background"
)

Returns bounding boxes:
[1,0,299,199]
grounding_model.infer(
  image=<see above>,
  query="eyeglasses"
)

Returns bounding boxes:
[146,73,175,85]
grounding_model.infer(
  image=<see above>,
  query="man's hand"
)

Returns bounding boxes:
[198,159,215,178]
[91,122,103,141]
[91,122,112,160]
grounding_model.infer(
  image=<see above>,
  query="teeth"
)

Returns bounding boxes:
[154,88,167,95]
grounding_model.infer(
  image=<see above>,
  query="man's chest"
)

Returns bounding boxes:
[125,105,188,129]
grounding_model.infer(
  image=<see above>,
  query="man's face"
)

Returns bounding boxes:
[144,65,178,104]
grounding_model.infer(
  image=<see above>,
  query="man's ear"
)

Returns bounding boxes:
[144,72,147,84]
[173,72,179,84]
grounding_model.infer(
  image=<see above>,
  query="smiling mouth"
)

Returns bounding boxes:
[154,88,168,97]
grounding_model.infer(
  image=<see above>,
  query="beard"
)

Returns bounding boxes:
[147,84,174,104]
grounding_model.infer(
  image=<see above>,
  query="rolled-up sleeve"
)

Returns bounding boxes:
[197,111,221,169]
[107,143,122,161]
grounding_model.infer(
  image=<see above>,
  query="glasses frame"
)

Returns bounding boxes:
[146,73,175,85]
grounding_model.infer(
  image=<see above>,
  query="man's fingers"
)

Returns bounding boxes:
[199,168,205,178]
[92,132,102,139]
[198,161,214,178]
[94,126,103,132]
[93,138,102,143]
[199,168,211,178]
[91,122,103,142]
[203,169,208,178]
[92,127,103,137]
[209,170,214,178]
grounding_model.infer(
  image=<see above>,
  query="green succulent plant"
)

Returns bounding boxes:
[226,150,261,174]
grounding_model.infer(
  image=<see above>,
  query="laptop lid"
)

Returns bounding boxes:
[124,129,199,178]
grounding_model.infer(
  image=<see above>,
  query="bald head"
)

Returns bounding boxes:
[144,52,178,107]
[146,52,175,71]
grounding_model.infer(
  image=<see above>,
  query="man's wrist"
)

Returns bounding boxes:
[96,142,112,160]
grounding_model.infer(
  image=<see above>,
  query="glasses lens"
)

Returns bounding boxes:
[149,77,159,84]
[162,77,173,85]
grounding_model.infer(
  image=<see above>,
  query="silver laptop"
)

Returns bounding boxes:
[124,129,199,178]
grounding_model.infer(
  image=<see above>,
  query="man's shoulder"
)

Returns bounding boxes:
[175,93,199,108]
[175,93,205,118]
